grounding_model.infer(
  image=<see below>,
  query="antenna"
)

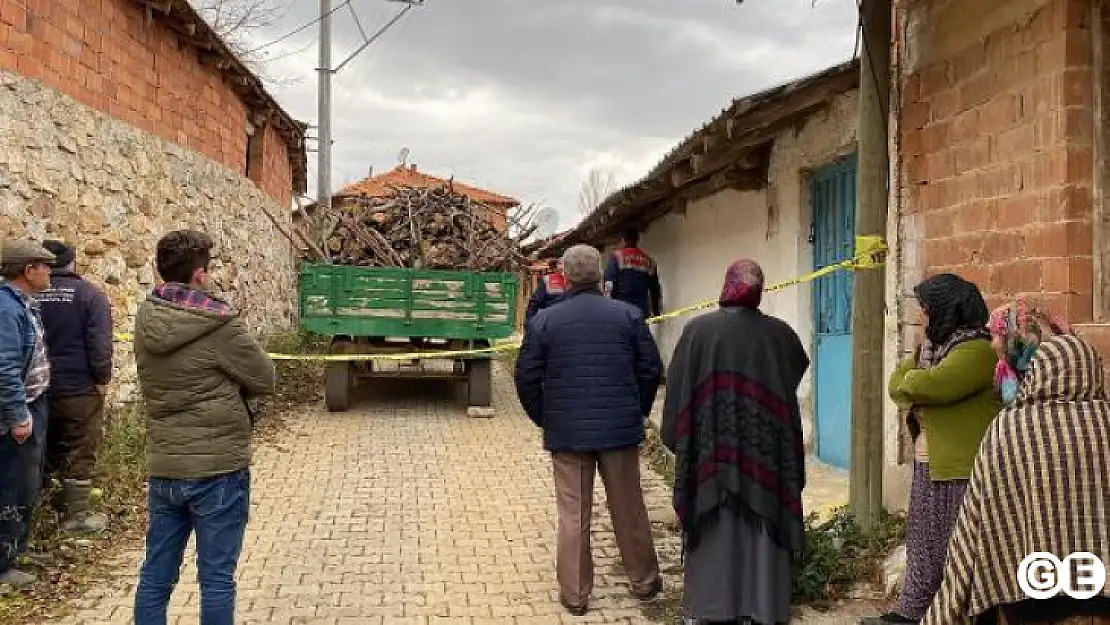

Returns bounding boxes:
[533,207,559,239]
[398,147,409,167]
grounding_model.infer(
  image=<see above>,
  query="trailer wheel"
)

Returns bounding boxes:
[466,358,492,408]
[325,362,351,412]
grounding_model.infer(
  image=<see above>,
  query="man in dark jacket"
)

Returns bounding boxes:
[604,227,662,318]
[35,240,113,534]
[0,239,55,587]
[132,230,275,625]
[524,258,566,324]
[514,243,663,616]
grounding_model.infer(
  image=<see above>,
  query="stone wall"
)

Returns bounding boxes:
[0,70,297,402]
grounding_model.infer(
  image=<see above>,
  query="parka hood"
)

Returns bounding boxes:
[136,295,235,355]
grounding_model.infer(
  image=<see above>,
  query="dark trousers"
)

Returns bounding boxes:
[552,446,660,606]
[44,393,104,481]
[0,397,48,573]
[134,469,250,625]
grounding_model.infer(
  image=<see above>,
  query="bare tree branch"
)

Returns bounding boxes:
[577,166,618,217]
[188,0,302,87]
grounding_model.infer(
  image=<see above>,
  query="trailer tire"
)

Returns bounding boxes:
[325,362,351,412]
[466,358,492,408]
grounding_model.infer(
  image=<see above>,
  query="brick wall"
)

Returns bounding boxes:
[900,0,1095,321]
[0,0,294,205]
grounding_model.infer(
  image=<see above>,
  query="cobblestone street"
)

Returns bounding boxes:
[39,366,871,624]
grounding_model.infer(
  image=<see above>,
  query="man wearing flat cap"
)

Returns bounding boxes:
[35,240,112,534]
[0,239,55,587]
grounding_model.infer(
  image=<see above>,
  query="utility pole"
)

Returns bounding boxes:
[849,0,891,534]
[317,0,333,219]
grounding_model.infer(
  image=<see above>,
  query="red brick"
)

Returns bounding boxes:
[920,63,953,94]
[958,72,994,111]
[951,109,982,141]
[1043,257,1089,292]
[1065,290,1094,324]
[1061,68,1093,108]
[1,4,27,31]
[16,54,43,78]
[0,48,16,71]
[925,209,955,239]
[1064,24,1093,68]
[1020,260,1045,292]
[989,262,1024,295]
[1045,184,1093,221]
[998,195,1037,229]
[981,230,1026,263]
[1026,221,1070,258]
[8,29,31,54]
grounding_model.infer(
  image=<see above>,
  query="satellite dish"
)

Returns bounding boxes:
[398,147,410,166]
[533,207,559,239]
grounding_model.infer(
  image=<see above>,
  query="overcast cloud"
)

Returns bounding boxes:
[240,0,858,230]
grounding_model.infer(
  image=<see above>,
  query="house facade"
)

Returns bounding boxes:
[880,0,1110,506]
[0,0,307,400]
[556,62,861,466]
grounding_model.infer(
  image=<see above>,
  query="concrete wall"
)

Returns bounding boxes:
[641,89,858,451]
[0,0,297,205]
[885,0,1098,508]
[0,70,297,403]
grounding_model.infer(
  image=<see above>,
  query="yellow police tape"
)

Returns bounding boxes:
[114,236,888,362]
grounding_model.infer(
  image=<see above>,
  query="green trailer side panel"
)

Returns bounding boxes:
[298,264,519,341]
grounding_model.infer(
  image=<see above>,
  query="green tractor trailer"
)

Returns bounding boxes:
[299,263,520,412]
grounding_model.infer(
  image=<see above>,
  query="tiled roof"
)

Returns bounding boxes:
[336,165,519,207]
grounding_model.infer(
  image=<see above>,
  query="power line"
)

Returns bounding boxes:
[348,2,370,42]
[334,3,416,73]
[244,0,353,56]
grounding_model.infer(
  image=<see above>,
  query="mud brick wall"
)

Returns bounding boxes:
[0,0,296,206]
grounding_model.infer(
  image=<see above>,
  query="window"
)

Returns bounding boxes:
[245,120,263,183]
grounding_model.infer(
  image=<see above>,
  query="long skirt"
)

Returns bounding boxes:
[895,461,968,620]
[682,510,792,625]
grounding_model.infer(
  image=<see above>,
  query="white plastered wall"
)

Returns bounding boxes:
[639,89,859,451]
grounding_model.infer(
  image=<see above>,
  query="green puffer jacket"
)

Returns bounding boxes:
[889,338,1002,481]
[134,295,275,479]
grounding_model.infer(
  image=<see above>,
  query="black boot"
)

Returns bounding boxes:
[59,479,107,534]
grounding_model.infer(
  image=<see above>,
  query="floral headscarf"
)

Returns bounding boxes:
[718,259,765,309]
[987,298,1071,405]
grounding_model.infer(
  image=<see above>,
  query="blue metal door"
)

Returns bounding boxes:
[812,156,857,469]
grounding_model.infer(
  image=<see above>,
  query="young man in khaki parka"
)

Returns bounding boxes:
[131,230,275,625]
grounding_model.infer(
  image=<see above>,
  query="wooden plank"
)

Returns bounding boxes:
[849,0,891,535]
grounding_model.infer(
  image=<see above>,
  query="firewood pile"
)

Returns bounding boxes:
[301,184,535,271]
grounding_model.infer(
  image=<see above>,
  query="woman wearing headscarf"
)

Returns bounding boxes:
[661,259,810,625]
[864,273,1001,624]
[922,300,1110,625]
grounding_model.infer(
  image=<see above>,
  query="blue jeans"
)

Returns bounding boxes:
[134,469,250,625]
[0,397,48,574]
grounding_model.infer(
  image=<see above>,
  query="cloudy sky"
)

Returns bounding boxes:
[233,0,858,231]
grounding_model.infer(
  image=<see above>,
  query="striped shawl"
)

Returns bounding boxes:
[923,335,1110,624]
